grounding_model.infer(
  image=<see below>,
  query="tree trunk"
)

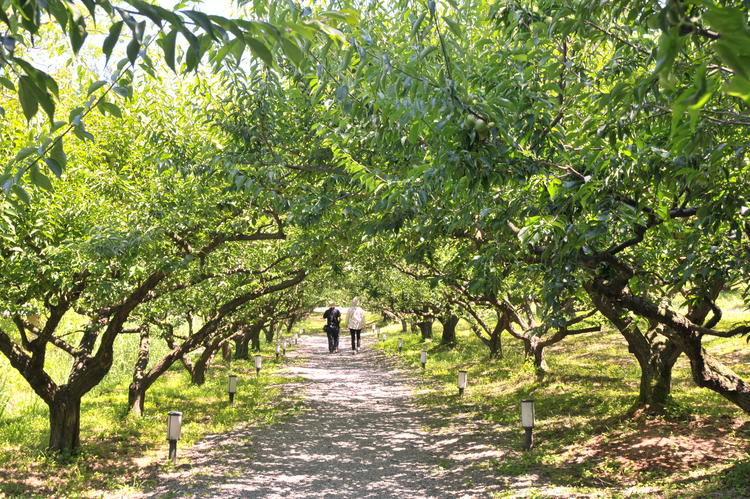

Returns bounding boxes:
[48,389,81,453]
[192,336,222,385]
[401,318,407,333]
[128,327,151,416]
[251,323,263,351]
[264,322,276,352]
[234,330,250,360]
[589,287,679,411]
[417,320,433,340]
[438,314,459,347]
[222,342,232,364]
[488,325,503,359]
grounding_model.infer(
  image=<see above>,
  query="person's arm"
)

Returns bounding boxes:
[345,308,352,328]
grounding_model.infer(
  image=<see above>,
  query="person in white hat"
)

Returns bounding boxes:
[323,301,341,353]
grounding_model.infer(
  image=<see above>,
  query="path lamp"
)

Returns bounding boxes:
[282,340,287,356]
[275,343,281,361]
[420,350,427,370]
[398,338,403,353]
[254,355,262,377]
[521,399,535,450]
[166,411,182,463]
[382,333,387,342]
[457,370,468,397]
[228,375,238,404]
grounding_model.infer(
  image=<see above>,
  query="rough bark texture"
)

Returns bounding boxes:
[589,289,680,410]
[438,314,459,347]
[234,331,251,360]
[417,321,433,340]
[592,278,750,414]
[128,328,151,416]
[192,335,223,385]
[48,390,81,453]
[222,342,232,364]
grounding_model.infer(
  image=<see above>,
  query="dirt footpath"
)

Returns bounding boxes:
[138,334,516,498]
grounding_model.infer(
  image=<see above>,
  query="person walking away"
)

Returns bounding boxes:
[323,302,341,353]
[346,297,366,352]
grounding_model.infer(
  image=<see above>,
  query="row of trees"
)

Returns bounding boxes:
[250,0,750,415]
[1,0,749,454]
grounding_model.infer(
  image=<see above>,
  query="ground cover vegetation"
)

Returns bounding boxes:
[1,0,750,496]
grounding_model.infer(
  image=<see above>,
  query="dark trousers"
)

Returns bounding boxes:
[350,329,361,350]
[326,329,339,352]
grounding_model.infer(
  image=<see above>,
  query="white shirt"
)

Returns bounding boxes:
[346,306,366,330]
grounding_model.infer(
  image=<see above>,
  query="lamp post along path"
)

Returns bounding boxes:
[458,370,468,397]
[167,411,182,463]
[420,350,427,370]
[228,374,238,404]
[521,399,535,450]
[254,355,262,377]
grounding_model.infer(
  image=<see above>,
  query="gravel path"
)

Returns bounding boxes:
[139,334,513,498]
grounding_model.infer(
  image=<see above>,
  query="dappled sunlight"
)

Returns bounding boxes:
[138,334,510,497]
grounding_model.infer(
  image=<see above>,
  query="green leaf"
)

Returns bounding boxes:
[113,85,132,99]
[69,16,88,55]
[103,21,123,62]
[418,45,437,59]
[28,164,53,191]
[281,37,304,67]
[99,101,122,117]
[44,158,63,177]
[14,147,37,162]
[87,80,108,95]
[654,28,679,75]
[126,38,141,64]
[50,139,67,172]
[11,184,30,204]
[183,10,216,40]
[245,37,273,66]
[158,29,179,71]
[715,41,750,80]
[126,0,164,26]
[726,76,750,103]
[17,75,39,121]
[0,76,15,91]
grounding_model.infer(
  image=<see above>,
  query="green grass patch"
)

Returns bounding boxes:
[0,332,300,497]
[374,317,750,497]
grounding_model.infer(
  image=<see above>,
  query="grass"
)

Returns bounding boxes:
[0,323,301,497]
[373,312,750,497]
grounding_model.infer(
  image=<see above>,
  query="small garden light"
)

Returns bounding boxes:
[228,374,238,404]
[382,333,387,342]
[457,370,468,396]
[166,411,182,463]
[282,340,287,356]
[521,398,535,450]
[275,343,280,361]
[398,338,403,353]
[254,355,262,377]
[420,350,427,370]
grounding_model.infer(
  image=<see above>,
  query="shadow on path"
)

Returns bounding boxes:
[139,335,510,498]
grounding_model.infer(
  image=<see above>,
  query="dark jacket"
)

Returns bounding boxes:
[323,307,341,331]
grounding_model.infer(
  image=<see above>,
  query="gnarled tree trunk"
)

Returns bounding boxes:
[438,313,459,347]
[128,327,151,416]
[417,320,433,340]
[48,389,81,453]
